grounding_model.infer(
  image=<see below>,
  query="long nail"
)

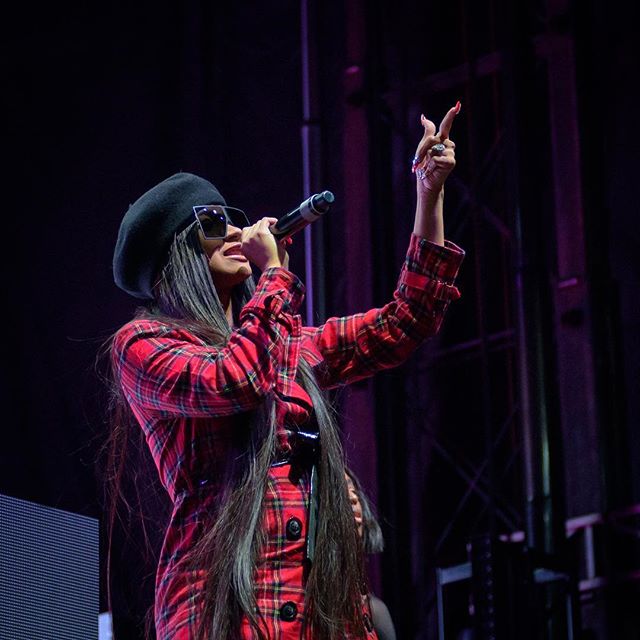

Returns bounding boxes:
[455,101,462,114]
[421,113,427,124]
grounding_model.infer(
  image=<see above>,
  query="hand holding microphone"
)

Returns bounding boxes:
[243,191,334,272]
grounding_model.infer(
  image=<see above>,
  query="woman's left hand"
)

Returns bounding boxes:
[412,102,460,196]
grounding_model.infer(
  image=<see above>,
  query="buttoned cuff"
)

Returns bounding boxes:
[401,234,465,301]
[240,267,306,322]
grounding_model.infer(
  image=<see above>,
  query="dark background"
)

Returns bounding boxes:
[3,1,639,638]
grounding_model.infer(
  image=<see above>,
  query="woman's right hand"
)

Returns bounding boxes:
[241,217,290,271]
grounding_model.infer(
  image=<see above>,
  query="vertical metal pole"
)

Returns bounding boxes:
[543,0,602,519]
[502,4,574,638]
[502,3,566,562]
[436,568,446,640]
[300,0,325,323]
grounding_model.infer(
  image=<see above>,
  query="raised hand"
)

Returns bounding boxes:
[412,102,460,195]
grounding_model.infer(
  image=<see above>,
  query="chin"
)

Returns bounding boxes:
[236,264,253,281]
[218,265,252,289]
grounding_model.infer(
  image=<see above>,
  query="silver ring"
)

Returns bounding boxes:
[431,143,446,156]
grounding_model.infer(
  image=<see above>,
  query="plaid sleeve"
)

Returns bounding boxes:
[242,267,305,319]
[304,234,464,388]
[113,268,305,418]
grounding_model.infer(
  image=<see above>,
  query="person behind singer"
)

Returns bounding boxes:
[105,103,464,640]
[345,469,396,640]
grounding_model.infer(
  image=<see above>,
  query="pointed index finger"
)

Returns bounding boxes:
[437,102,461,140]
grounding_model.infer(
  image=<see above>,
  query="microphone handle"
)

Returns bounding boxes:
[270,191,334,240]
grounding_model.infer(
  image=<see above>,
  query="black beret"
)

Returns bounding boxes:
[113,172,226,299]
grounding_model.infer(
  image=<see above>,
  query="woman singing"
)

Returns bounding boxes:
[107,104,463,639]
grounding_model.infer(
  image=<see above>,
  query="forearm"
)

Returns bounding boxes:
[413,186,445,246]
[306,234,464,388]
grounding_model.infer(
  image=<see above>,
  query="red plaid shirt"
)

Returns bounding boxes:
[113,234,464,639]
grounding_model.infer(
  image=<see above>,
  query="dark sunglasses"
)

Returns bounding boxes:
[193,204,250,239]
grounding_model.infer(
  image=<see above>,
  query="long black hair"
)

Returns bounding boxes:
[104,223,370,639]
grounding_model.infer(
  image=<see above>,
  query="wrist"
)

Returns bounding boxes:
[414,186,445,245]
[416,184,444,206]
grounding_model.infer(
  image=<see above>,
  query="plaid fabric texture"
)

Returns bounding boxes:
[247,464,311,638]
[112,234,464,639]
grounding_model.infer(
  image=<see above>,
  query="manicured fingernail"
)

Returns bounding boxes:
[421,113,426,124]
[455,101,461,114]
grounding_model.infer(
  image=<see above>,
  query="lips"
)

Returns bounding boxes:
[223,244,247,260]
